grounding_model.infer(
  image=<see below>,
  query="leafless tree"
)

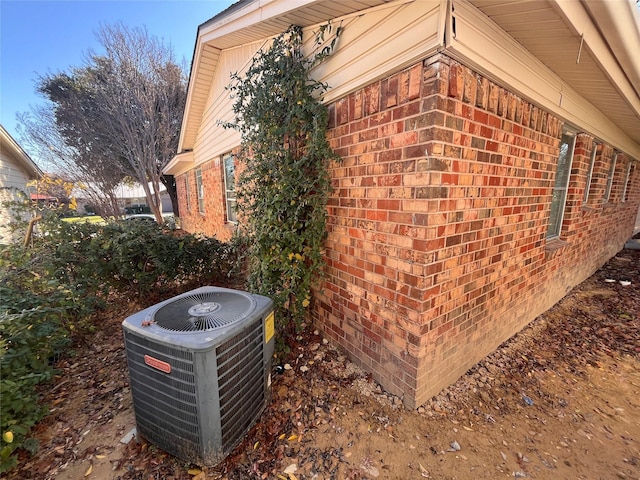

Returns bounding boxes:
[33,23,187,223]
[90,23,186,222]
[17,104,124,217]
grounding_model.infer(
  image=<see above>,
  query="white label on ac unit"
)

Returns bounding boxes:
[265,311,275,343]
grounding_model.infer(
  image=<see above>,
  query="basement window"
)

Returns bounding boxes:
[223,153,237,224]
[547,130,575,239]
[196,168,205,214]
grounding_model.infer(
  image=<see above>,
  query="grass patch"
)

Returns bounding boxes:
[61,216,106,224]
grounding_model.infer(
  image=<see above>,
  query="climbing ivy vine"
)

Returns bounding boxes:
[225,24,341,338]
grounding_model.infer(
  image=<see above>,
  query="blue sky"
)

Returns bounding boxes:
[1,0,235,151]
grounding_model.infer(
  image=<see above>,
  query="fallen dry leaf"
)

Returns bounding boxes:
[4,248,640,480]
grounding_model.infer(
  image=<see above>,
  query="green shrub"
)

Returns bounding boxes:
[225,24,341,338]
[0,273,80,472]
[21,215,243,297]
[0,213,244,472]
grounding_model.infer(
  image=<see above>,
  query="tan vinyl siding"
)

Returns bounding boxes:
[192,1,443,165]
[193,41,264,164]
[309,0,443,103]
[0,154,32,191]
[0,149,34,244]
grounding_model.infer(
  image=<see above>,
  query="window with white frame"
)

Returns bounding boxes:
[185,174,191,211]
[622,162,634,203]
[195,168,205,214]
[547,130,576,239]
[223,153,237,223]
[604,152,618,202]
[583,143,598,204]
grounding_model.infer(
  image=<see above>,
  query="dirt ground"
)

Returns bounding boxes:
[7,245,639,480]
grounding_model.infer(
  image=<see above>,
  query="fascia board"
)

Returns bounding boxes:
[177,36,203,152]
[199,0,318,46]
[179,40,223,152]
[448,0,640,160]
[163,151,194,176]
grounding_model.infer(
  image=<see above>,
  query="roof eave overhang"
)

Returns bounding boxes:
[178,0,395,153]
[549,0,640,133]
[453,0,640,158]
[178,0,319,153]
[0,125,43,178]
[582,0,640,100]
[178,0,640,158]
[163,150,195,176]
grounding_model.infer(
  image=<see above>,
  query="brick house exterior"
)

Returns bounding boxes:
[165,0,640,408]
[177,154,233,239]
[316,55,638,406]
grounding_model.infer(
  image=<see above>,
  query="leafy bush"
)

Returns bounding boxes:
[225,24,341,337]
[0,211,244,472]
[20,215,243,297]
[0,303,74,471]
[0,234,83,471]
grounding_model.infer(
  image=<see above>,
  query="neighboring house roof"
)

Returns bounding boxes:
[168,0,640,175]
[30,193,57,201]
[72,182,167,200]
[114,182,167,199]
[0,124,43,180]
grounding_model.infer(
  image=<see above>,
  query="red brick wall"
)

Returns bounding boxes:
[175,52,639,409]
[313,53,640,408]
[176,156,235,242]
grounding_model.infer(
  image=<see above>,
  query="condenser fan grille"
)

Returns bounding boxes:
[153,291,256,331]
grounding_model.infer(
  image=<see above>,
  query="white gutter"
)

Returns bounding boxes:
[583,0,640,99]
[549,0,640,121]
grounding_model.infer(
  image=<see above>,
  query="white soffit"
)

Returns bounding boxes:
[462,0,640,158]
[177,44,221,154]
[581,0,640,99]
[178,0,394,153]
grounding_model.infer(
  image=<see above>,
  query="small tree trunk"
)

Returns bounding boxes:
[140,179,164,224]
[162,175,179,217]
[23,215,42,248]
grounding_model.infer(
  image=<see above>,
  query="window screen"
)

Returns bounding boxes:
[547,131,575,239]
[223,153,237,223]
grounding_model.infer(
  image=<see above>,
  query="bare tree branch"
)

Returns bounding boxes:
[31,23,186,222]
[17,104,124,217]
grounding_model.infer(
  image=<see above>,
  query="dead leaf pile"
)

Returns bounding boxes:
[5,248,639,480]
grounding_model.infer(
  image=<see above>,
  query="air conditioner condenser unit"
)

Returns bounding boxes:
[122,286,275,466]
